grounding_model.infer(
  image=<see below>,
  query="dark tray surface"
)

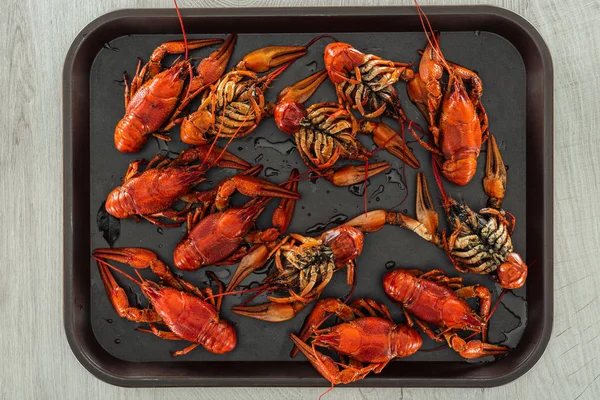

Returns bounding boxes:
[64,6,553,387]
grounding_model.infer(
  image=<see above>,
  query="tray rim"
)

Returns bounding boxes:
[63,5,554,388]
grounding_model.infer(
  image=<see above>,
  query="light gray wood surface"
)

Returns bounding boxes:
[1,0,598,399]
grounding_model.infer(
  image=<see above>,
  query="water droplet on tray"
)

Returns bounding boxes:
[255,137,296,155]
[157,227,163,235]
[103,42,119,51]
[114,339,121,344]
[385,261,396,270]
[265,167,279,177]
[255,154,264,163]
[306,222,328,235]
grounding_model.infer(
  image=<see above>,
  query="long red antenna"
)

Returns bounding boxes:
[94,258,143,286]
[413,0,452,74]
[173,0,189,60]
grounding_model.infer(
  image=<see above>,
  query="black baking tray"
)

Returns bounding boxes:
[63,6,553,387]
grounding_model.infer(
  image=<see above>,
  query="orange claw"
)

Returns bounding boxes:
[272,169,299,234]
[237,45,308,73]
[359,121,420,169]
[171,144,251,170]
[290,333,378,385]
[415,172,439,236]
[291,298,355,358]
[483,134,507,209]
[147,38,224,77]
[278,69,329,104]
[324,161,391,187]
[232,301,306,322]
[93,248,181,289]
[445,334,507,359]
[226,245,270,292]
[189,34,237,94]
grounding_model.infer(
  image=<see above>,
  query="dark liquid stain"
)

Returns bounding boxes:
[385,261,396,270]
[255,137,296,155]
[306,223,328,235]
[385,169,406,190]
[96,201,120,248]
[114,339,121,344]
[348,181,367,196]
[103,42,119,51]
[265,167,279,177]
[306,60,318,73]
[249,281,262,289]
[255,154,264,163]
[305,214,348,235]
[326,190,331,194]
[157,227,163,235]
[330,214,348,224]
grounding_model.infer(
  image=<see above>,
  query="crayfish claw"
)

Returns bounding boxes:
[232,301,305,322]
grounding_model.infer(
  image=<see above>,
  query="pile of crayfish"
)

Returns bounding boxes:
[91,0,528,393]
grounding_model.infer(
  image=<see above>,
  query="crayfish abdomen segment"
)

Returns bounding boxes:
[448,204,514,275]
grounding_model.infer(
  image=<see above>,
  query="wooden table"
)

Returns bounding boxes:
[1,0,597,399]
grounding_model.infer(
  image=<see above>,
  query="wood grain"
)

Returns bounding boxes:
[1,0,599,399]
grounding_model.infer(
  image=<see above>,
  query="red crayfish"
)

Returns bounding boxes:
[114,34,237,152]
[346,135,527,289]
[290,298,422,385]
[173,169,301,271]
[93,247,236,356]
[406,3,489,185]
[177,37,329,145]
[105,144,260,226]
[383,268,507,358]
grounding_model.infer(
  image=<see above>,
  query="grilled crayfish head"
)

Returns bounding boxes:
[274,101,307,135]
[321,226,365,266]
[324,42,366,83]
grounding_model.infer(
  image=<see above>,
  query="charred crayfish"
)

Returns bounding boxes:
[346,135,527,289]
[290,298,422,385]
[173,169,301,271]
[223,224,365,322]
[175,36,330,145]
[383,268,507,358]
[406,3,489,185]
[93,247,236,356]
[114,34,237,152]
[274,69,419,187]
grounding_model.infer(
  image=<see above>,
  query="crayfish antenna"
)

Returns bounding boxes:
[173,0,189,60]
[431,153,450,203]
[93,257,144,287]
[413,0,453,74]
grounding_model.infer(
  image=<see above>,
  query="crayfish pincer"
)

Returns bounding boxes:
[226,225,365,323]
[93,247,236,356]
[383,268,507,359]
[114,35,237,152]
[104,144,251,227]
[346,135,527,290]
[289,298,422,385]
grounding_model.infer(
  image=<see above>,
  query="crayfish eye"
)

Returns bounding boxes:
[274,101,307,135]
